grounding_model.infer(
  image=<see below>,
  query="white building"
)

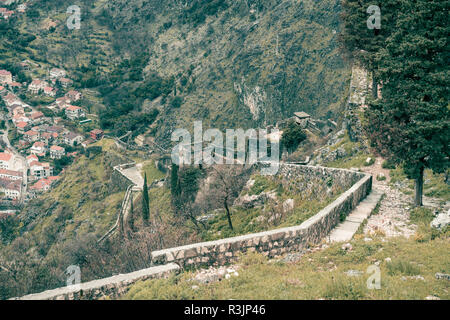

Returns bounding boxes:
[0,152,14,170]
[50,145,65,159]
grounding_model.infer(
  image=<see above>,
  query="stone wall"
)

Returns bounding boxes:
[151,166,372,267]
[13,264,180,300]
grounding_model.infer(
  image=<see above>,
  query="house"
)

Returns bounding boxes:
[0,152,14,170]
[7,82,21,92]
[31,111,45,124]
[29,161,53,181]
[0,178,21,200]
[55,97,71,110]
[40,132,54,144]
[65,105,85,120]
[29,176,59,194]
[30,141,47,157]
[66,90,81,101]
[50,145,65,159]
[90,129,104,140]
[58,77,72,88]
[49,68,66,79]
[16,121,30,134]
[28,80,48,94]
[17,3,26,13]
[43,86,56,97]
[0,169,22,181]
[4,93,18,106]
[0,85,5,95]
[81,138,95,148]
[64,132,84,146]
[0,70,12,84]
[293,111,311,128]
[11,105,25,116]
[26,154,38,165]
[23,130,40,143]
[1,10,14,20]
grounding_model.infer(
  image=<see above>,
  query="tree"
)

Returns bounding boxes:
[339,0,399,97]
[170,163,180,197]
[206,165,251,231]
[281,120,307,153]
[364,0,450,206]
[142,173,150,223]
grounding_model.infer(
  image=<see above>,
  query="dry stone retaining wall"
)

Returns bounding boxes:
[13,264,180,300]
[151,165,371,267]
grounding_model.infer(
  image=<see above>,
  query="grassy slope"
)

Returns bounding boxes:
[126,207,449,300]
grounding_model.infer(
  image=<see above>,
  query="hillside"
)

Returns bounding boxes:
[2,0,350,143]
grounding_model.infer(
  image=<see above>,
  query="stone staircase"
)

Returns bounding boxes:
[327,188,384,242]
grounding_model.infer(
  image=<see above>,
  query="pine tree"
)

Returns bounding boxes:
[142,173,150,223]
[364,0,450,206]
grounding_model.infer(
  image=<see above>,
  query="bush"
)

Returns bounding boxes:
[281,120,307,153]
[382,159,396,169]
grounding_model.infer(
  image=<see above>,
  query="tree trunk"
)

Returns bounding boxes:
[414,167,424,207]
[224,199,233,231]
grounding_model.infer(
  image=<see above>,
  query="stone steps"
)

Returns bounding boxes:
[327,188,384,243]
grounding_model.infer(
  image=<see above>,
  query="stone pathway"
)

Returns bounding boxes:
[328,188,384,242]
[363,184,417,238]
[121,166,144,188]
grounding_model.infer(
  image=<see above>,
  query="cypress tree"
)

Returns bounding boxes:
[142,173,150,223]
[364,0,449,206]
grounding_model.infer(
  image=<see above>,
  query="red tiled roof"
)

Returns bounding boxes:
[0,153,12,161]
[24,130,39,136]
[16,121,28,128]
[0,169,22,178]
[50,145,64,151]
[66,105,81,111]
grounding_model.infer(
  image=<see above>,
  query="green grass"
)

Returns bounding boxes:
[125,235,450,300]
[324,153,370,169]
[124,189,449,300]
[141,160,166,183]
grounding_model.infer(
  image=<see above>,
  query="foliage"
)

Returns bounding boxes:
[281,120,307,153]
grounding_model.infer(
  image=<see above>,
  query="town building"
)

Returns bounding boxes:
[0,178,21,200]
[29,161,53,181]
[28,80,48,94]
[50,145,65,159]
[23,130,40,143]
[0,152,14,170]
[66,90,81,101]
[90,129,104,140]
[49,68,67,79]
[64,132,84,146]
[0,169,22,181]
[0,70,12,84]
[65,105,85,120]
[30,141,47,157]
